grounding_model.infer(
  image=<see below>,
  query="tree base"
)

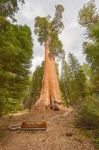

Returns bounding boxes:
[33,101,66,112]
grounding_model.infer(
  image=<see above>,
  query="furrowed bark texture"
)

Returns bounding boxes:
[35,40,64,110]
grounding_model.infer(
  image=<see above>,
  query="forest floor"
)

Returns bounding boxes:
[0,108,96,150]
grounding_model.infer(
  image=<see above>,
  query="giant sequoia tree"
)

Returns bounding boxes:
[34,5,65,110]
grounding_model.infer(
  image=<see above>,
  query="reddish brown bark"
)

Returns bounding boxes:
[35,40,65,110]
[35,40,50,108]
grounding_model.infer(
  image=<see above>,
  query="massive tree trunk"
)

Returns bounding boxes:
[35,40,65,110]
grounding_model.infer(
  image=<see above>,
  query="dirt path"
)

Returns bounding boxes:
[0,109,95,150]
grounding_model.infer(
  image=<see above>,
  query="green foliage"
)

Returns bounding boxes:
[60,53,87,106]
[77,97,99,129]
[68,53,80,79]
[92,129,99,149]
[78,2,99,147]
[23,63,44,110]
[75,69,87,99]
[0,0,24,30]
[34,4,64,57]
[30,64,43,106]
[34,17,50,45]
[60,55,72,106]
[49,32,63,57]
[0,0,24,19]
[0,22,33,115]
[78,0,99,95]
[0,1,29,118]
[83,40,99,73]
[77,96,99,149]
[78,0,98,26]
[52,4,64,33]
[68,53,86,101]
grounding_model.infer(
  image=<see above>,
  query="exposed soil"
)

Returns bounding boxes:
[0,109,95,150]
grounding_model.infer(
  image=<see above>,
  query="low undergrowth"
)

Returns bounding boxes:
[75,96,99,149]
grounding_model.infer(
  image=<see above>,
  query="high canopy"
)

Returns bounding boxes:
[34,4,64,57]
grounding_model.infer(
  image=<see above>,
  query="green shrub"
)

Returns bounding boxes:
[77,97,99,129]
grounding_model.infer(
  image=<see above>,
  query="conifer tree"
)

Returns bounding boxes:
[34,5,65,110]
[78,0,99,95]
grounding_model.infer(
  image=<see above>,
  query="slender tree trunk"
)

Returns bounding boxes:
[35,40,65,110]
